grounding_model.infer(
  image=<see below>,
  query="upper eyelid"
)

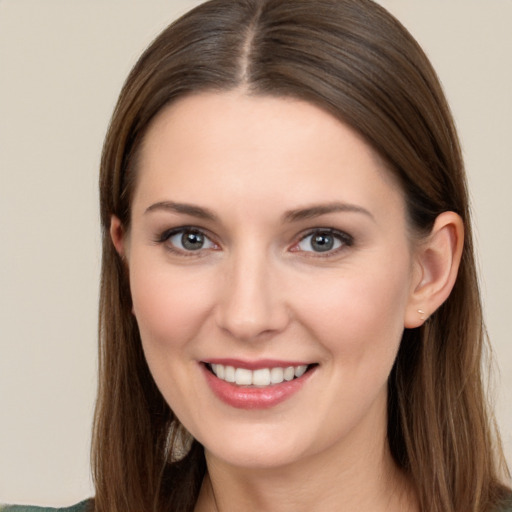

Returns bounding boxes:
[296,227,353,243]
[289,228,354,257]
[156,226,219,257]
[158,225,214,242]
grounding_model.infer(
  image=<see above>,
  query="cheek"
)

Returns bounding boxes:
[129,255,216,349]
[294,263,411,363]
[127,256,218,414]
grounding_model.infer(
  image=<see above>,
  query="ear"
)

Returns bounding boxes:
[110,215,127,258]
[404,211,464,328]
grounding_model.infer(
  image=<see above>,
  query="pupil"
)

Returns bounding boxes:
[182,231,204,250]
[312,233,334,252]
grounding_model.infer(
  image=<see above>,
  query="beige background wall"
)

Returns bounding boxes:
[0,0,510,506]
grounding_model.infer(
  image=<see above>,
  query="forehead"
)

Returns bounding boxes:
[133,91,405,223]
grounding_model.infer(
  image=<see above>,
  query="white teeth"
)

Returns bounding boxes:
[224,365,235,383]
[209,363,310,387]
[270,367,284,384]
[234,368,252,385]
[283,366,295,381]
[215,364,225,379]
[294,365,307,378]
[252,368,271,386]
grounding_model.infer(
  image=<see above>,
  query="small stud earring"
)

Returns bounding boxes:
[417,309,426,321]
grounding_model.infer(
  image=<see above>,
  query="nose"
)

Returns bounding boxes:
[215,248,290,342]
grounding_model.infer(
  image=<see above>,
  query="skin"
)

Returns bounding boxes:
[111,91,463,511]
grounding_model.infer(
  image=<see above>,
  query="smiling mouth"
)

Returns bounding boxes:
[205,363,317,387]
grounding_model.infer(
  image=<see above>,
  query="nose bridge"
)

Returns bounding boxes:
[216,242,288,341]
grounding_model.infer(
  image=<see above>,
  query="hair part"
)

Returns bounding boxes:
[93,1,510,511]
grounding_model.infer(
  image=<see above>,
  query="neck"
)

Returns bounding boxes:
[194,414,418,512]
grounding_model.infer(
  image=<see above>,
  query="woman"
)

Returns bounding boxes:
[2,0,510,511]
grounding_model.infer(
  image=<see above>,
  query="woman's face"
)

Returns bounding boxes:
[119,92,423,470]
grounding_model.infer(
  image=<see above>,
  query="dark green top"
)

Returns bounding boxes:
[499,498,512,512]
[0,500,91,512]
[2,496,512,511]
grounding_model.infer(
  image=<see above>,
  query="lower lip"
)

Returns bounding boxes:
[201,364,315,409]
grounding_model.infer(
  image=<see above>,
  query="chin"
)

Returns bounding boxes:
[205,441,307,471]
[193,421,308,470]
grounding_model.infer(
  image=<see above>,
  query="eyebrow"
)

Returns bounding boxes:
[282,202,375,223]
[144,200,374,223]
[145,201,218,221]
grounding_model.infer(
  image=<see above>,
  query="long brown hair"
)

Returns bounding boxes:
[93,1,510,510]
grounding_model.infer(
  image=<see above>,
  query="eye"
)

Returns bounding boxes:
[158,227,217,254]
[294,229,352,254]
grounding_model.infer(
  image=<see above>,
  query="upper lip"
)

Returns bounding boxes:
[202,358,315,370]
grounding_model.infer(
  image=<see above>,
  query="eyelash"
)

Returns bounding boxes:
[155,226,354,257]
[292,228,354,257]
[155,226,219,257]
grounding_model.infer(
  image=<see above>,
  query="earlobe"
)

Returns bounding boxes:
[110,215,126,257]
[404,211,464,328]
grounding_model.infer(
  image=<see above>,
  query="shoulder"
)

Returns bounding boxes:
[0,499,92,512]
